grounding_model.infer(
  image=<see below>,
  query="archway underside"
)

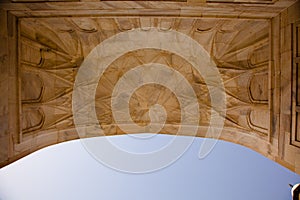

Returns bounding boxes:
[0,1,299,174]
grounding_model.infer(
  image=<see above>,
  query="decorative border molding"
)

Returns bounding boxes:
[291,20,300,148]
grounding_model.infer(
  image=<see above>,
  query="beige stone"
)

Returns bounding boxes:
[0,0,299,174]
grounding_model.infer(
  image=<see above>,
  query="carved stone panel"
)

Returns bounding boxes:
[292,20,300,148]
[0,0,299,173]
[16,17,272,154]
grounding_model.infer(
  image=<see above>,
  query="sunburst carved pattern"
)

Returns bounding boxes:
[18,17,270,145]
[20,18,83,140]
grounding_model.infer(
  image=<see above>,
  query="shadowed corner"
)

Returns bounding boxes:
[290,183,300,200]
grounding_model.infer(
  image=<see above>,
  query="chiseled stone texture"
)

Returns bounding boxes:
[0,0,299,173]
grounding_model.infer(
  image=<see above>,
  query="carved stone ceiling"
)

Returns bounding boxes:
[0,0,299,173]
[20,17,270,135]
[18,17,273,158]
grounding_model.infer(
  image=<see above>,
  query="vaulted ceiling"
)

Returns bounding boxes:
[0,0,299,173]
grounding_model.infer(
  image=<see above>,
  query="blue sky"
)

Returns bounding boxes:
[0,134,299,200]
